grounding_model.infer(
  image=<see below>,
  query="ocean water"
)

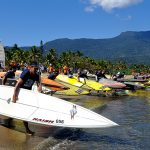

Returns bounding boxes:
[32,92,150,150]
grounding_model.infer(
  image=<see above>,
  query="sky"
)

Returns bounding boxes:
[0,0,149,46]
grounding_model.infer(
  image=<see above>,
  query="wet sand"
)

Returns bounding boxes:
[0,119,63,150]
[0,125,45,150]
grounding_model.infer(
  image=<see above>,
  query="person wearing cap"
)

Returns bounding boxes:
[2,66,17,85]
[12,62,42,135]
[47,63,57,80]
[48,63,55,74]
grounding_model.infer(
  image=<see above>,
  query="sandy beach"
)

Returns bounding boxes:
[0,125,45,150]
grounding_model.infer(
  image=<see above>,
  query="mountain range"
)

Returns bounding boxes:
[5,31,150,64]
[43,31,150,64]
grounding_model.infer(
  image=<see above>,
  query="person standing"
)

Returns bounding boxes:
[77,69,88,84]
[2,66,16,85]
[0,66,17,128]
[95,70,107,82]
[12,62,42,135]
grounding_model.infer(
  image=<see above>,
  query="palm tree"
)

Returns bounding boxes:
[40,40,44,57]
[28,46,42,63]
[5,44,23,65]
[45,48,58,66]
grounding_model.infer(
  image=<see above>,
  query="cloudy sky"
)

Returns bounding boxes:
[0,0,149,46]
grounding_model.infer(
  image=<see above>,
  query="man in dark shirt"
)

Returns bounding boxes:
[12,62,41,135]
[77,69,88,84]
[2,66,16,85]
[18,66,40,90]
[95,70,107,82]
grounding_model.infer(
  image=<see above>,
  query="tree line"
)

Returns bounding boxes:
[4,43,150,75]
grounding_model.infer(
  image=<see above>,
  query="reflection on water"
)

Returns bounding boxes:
[127,90,150,99]
[1,92,150,150]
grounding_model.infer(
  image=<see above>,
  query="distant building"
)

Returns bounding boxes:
[0,43,5,67]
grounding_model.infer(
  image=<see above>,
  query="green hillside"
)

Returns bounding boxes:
[43,31,150,64]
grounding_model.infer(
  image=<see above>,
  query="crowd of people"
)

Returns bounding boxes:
[2,61,149,135]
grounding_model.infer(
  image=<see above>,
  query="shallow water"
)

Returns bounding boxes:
[1,91,150,150]
[33,92,150,150]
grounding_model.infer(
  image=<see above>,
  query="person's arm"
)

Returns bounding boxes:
[12,78,23,103]
[36,81,42,92]
[2,76,7,85]
[2,72,9,85]
[36,73,42,92]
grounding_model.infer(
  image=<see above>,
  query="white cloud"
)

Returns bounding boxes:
[87,0,143,11]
